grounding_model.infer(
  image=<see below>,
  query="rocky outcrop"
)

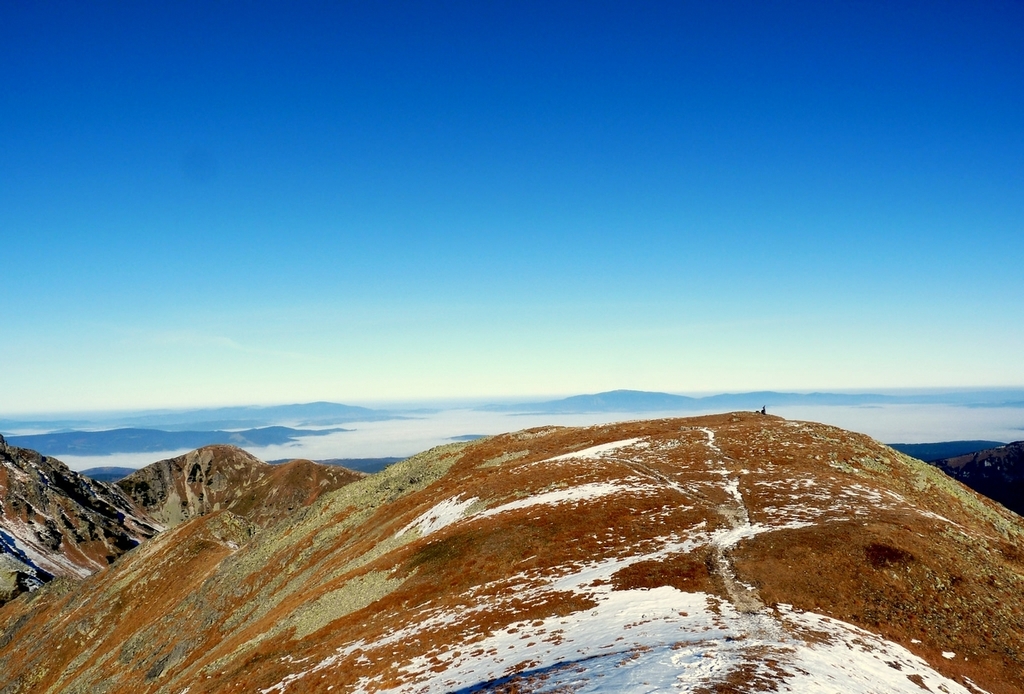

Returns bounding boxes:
[0,434,160,604]
[1,436,363,607]
[1,415,1022,693]
[117,445,365,529]
[932,441,1024,516]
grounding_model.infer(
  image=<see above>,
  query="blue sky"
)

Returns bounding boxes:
[2,1,1023,413]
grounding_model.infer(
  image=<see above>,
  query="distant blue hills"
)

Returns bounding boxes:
[5,426,348,456]
[4,390,1023,460]
[0,401,400,434]
[5,392,1023,435]
[76,466,141,482]
[479,388,1024,414]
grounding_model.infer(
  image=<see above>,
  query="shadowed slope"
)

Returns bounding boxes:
[930,441,1024,516]
[0,434,159,605]
[0,416,1021,693]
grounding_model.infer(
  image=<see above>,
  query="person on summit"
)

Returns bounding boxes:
[760,406,766,415]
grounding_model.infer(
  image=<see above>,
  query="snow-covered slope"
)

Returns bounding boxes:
[1,414,1022,693]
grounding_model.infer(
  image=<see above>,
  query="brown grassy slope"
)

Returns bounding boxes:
[0,415,1021,693]
[0,510,256,692]
[713,420,1024,691]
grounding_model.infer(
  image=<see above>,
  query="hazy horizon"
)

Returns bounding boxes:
[4,385,1024,420]
[4,395,1022,473]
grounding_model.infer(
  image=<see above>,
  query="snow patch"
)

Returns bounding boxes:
[478,482,657,521]
[540,438,647,464]
[396,496,479,538]
[266,513,977,694]
[0,520,95,578]
[368,570,977,694]
[700,427,720,452]
[396,482,667,540]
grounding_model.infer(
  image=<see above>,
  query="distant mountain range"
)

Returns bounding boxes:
[76,466,139,482]
[5,389,1024,435]
[5,426,348,456]
[479,388,1024,414]
[0,400,401,433]
[4,390,1023,464]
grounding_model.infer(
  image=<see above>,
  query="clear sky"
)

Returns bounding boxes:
[2,1,1023,413]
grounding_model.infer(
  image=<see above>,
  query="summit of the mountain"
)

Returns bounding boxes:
[1,415,1022,693]
[0,433,159,604]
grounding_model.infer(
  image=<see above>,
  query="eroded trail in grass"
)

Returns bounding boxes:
[702,426,765,614]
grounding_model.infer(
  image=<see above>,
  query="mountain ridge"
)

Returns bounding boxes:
[479,388,1024,413]
[1,414,1021,692]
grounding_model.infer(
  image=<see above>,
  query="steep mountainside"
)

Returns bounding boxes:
[931,441,1024,516]
[1,415,1022,693]
[0,434,159,604]
[117,446,366,529]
